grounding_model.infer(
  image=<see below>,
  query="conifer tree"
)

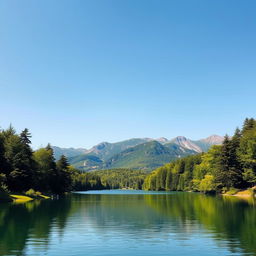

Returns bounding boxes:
[3,128,34,191]
[56,155,72,193]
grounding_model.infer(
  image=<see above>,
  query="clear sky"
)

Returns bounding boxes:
[0,0,256,149]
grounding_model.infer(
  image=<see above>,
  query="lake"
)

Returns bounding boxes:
[0,190,255,256]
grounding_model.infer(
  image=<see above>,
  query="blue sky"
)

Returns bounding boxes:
[0,0,256,149]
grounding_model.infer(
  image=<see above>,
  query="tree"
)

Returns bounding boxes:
[214,135,242,190]
[33,145,57,192]
[243,169,256,187]
[56,155,72,193]
[0,132,7,175]
[229,128,244,187]
[242,118,255,134]
[3,128,35,191]
[239,119,256,187]
[199,175,216,193]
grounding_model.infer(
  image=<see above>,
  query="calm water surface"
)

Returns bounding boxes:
[0,190,256,256]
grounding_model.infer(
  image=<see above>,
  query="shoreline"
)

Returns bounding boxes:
[0,191,51,203]
[222,188,256,199]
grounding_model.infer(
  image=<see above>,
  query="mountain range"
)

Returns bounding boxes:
[52,135,223,171]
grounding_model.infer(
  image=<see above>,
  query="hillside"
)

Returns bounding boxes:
[52,146,87,160]
[103,141,194,171]
[53,135,223,171]
[68,154,103,171]
[86,138,152,161]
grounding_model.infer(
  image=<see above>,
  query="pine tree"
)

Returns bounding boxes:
[0,131,7,174]
[242,118,255,134]
[3,128,35,191]
[229,128,244,187]
[56,155,72,193]
[33,145,57,192]
[215,134,242,189]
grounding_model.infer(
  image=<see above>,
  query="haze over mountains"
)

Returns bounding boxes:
[52,135,223,171]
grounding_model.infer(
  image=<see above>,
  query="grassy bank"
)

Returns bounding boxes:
[223,187,256,199]
[0,189,50,203]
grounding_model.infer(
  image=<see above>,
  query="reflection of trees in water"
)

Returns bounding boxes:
[71,193,256,255]
[0,198,72,256]
[70,193,256,256]
[0,193,255,256]
[144,193,256,255]
[70,193,166,233]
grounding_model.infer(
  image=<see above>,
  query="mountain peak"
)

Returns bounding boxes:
[201,135,224,144]
[175,136,188,141]
[155,137,169,143]
[171,136,202,153]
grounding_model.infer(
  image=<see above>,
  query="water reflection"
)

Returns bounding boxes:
[0,192,255,256]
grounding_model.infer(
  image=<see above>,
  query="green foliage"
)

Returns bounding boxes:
[86,138,152,161]
[25,189,42,198]
[69,140,201,172]
[225,187,240,195]
[104,141,188,171]
[242,169,256,186]
[71,171,103,191]
[143,154,202,191]
[199,175,216,193]
[72,169,146,191]
[143,118,256,193]
[1,117,256,196]
[0,126,73,195]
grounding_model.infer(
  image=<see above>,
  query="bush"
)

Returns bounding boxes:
[225,187,239,195]
[199,175,216,193]
[25,189,42,198]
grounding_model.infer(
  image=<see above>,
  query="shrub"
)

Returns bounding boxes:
[199,175,216,193]
[225,187,239,195]
[25,189,42,198]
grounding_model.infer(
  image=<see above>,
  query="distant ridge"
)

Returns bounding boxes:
[53,135,224,171]
[200,135,224,144]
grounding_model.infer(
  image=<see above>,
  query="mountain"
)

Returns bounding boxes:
[164,142,199,156]
[200,135,224,144]
[155,137,169,143]
[86,138,152,161]
[52,134,224,171]
[52,146,87,160]
[193,135,224,152]
[166,135,224,153]
[168,136,202,153]
[103,140,197,171]
[68,154,103,171]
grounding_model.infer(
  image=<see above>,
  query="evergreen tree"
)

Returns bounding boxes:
[3,128,34,191]
[215,135,240,189]
[0,131,7,175]
[242,118,255,134]
[33,144,57,192]
[56,155,72,193]
[229,128,244,187]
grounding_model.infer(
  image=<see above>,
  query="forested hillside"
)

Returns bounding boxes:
[143,118,256,193]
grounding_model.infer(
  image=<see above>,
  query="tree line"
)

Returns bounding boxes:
[1,118,256,196]
[71,169,146,190]
[0,126,146,195]
[143,118,256,193]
